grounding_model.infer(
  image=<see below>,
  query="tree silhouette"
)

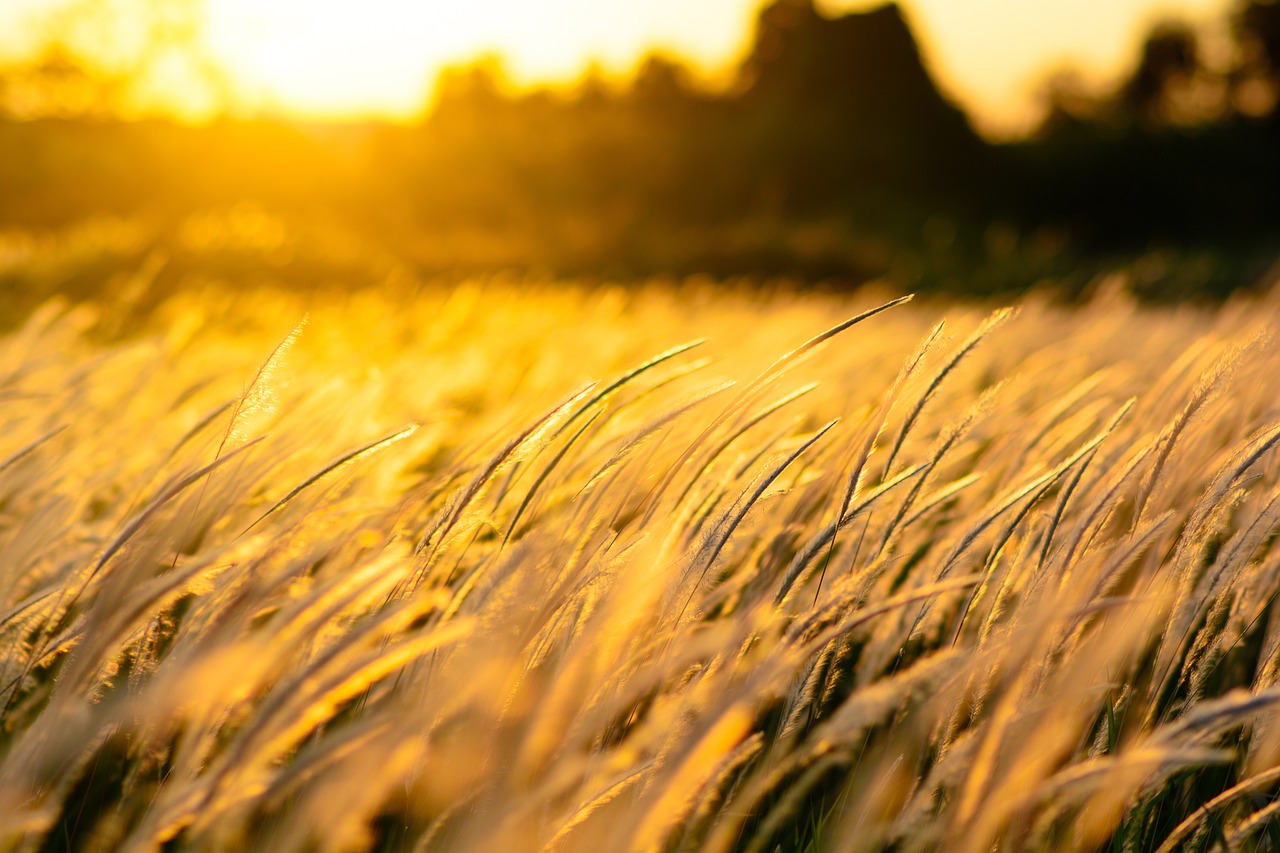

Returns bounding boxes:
[734,1,985,214]
[1119,21,1201,125]
[1232,0,1280,115]
[0,46,124,119]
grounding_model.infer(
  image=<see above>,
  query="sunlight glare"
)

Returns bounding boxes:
[203,0,752,119]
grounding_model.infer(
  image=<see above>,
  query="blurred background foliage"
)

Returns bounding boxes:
[1,0,1278,312]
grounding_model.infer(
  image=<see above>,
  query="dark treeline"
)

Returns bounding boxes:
[2,0,1279,296]
[1014,1,1280,255]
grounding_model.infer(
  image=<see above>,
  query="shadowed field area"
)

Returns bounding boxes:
[5,277,1280,850]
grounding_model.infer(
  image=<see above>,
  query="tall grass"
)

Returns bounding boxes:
[2,278,1280,851]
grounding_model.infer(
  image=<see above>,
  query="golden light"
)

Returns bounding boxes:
[201,0,1238,129]
[201,0,754,120]
[0,0,1239,128]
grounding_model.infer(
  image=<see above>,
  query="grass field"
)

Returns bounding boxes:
[4,274,1280,851]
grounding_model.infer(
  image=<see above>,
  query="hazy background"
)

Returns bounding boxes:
[1,0,1278,316]
[0,0,1238,134]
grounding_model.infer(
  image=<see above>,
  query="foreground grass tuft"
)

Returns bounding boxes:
[2,281,1280,851]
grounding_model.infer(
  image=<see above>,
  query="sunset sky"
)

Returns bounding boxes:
[0,0,1234,134]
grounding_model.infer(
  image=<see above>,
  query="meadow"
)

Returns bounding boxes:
[4,267,1280,852]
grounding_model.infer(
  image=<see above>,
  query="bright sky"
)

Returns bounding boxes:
[0,0,1234,135]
